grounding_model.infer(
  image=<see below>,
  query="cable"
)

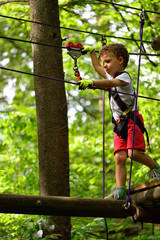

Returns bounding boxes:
[1,35,160,57]
[0,35,64,49]
[95,0,160,15]
[0,66,160,102]
[0,66,77,86]
[0,14,153,44]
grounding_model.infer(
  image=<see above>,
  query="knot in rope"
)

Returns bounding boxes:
[140,18,145,26]
[139,18,146,52]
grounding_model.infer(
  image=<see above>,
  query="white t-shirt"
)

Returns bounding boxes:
[108,71,137,120]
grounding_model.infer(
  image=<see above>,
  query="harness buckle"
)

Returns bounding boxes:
[122,106,133,116]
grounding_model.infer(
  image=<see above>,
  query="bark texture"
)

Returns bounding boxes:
[30,0,71,239]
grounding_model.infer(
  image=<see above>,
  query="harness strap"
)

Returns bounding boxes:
[110,90,128,113]
[129,111,151,151]
[110,87,151,150]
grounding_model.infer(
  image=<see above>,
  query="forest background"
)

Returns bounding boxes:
[0,0,160,239]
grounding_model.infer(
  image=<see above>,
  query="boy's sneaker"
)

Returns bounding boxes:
[147,162,160,182]
[104,187,126,200]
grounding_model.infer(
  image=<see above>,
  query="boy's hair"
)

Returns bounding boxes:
[100,43,129,69]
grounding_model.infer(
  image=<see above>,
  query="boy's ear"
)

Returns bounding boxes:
[119,56,124,64]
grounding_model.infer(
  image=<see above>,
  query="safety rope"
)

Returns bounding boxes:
[125,11,146,216]
[101,35,107,199]
[99,35,109,240]
[0,66,160,102]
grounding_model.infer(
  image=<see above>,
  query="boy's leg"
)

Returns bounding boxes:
[127,112,160,181]
[128,149,156,168]
[128,149,160,181]
[115,150,128,187]
[105,150,127,200]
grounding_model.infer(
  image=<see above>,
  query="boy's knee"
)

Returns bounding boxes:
[115,150,127,165]
[128,149,139,159]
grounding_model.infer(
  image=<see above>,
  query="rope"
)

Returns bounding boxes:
[95,0,160,15]
[100,37,109,240]
[0,66,77,85]
[126,16,145,211]
[0,35,65,49]
[1,35,160,57]
[1,66,160,102]
[103,90,106,198]
[0,14,154,44]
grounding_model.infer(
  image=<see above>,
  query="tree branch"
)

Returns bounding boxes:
[0,0,28,5]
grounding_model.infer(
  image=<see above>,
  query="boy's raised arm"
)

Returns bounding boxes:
[91,50,107,79]
[82,46,107,79]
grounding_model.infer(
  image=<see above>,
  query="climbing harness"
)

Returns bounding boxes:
[109,72,151,150]
[66,41,86,81]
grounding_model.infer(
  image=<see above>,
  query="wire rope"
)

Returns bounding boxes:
[0,14,154,44]
[95,0,160,15]
[1,35,160,57]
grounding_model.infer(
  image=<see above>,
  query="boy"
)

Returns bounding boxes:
[78,43,160,200]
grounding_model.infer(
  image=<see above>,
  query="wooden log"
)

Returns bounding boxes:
[130,182,160,224]
[130,186,160,205]
[133,206,160,224]
[0,193,135,218]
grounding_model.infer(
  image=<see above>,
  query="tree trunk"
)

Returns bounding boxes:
[30,0,71,239]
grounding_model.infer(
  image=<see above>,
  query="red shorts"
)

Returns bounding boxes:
[114,112,145,154]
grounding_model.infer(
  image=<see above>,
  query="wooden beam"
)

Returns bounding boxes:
[0,193,135,218]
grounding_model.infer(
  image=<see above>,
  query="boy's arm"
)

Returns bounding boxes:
[78,78,128,90]
[82,46,106,79]
[90,50,106,79]
[93,78,128,88]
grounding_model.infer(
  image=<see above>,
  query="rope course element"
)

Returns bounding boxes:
[0,4,160,229]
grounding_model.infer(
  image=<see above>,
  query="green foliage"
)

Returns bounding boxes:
[0,0,160,239]
[0,107,39,195]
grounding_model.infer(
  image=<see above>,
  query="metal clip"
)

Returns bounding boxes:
[123,201,131,210]
[101,34,107,46]
[139,9,146,19]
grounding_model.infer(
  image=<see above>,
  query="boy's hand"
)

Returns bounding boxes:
[81,45,94,54]
[78,80,94,90]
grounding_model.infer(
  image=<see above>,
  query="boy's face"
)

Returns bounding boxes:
[101,51,124,78]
